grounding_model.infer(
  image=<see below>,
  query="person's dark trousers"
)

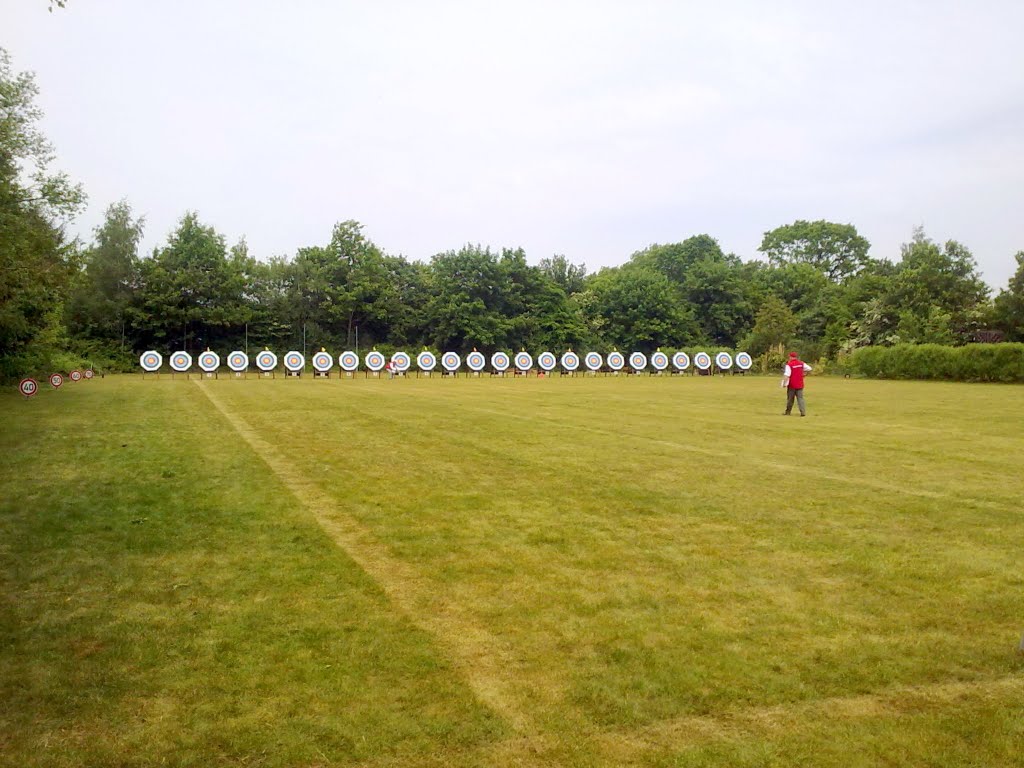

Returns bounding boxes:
[785,387,806,416]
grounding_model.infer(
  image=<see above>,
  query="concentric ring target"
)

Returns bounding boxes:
[515,351,533,371]
[466,351,486,371]
[49,372,64,388]
[284,351,305,372]
[561,351,580,371]
[19,378,38,397]
[256,350,278,371]
[715,351,733,369]
[169,352,192,372]
[84,369,95,379]
[491,351,510,371]
[441,351,461,372]
[606,351,625,370]
[694,351,712,370]
[537,352,556,371]
[364,351,385,371]
[70,370,83,382]
[312,351,333,372]
[392,352,411,372]
[651,351,669,370]
[736,352,753,370]
[227,351,249,372]
[339,351,359,371]
[140,351,163,372]
[672,351,690,370]
[585,352,603,371]
[629,352,648,370]
[199,351,220,372]
[417,351,437,371]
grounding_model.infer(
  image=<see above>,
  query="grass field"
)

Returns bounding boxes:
[2,372,1023,767]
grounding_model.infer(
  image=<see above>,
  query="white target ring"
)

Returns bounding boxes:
[417,351,437,371]
[312,351,333,372]
[199,351,220,372]
[466,351,486,371]
[491,352,510,372]
[364,351,386,372]
[169,352,192,372]
[227,351,249,372]
[339,351,359,371]
[515,351,533,371]
[140,351,163,372]
[442,351,461,372]
[284,351,305,372]
[585,352,603,371]
[673,351,690,370]
[694,352,712,370]
[561,351,580,371]
[651,351,669,370]
[19,378,38,397]
[49,372,64,388]
[537,352,556,371]
[84,369,95,380]
[629,352,648,371]
[606,352,625,371]
[256,350,278,371]
[392,352,411,372]
[716,351,733,369]
[736,352,753,370]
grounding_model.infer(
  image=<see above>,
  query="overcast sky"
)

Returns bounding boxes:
[6,0,1024,289]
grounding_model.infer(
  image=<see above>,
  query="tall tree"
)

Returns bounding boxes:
[991,251,1024,341]
[759,220,870,282]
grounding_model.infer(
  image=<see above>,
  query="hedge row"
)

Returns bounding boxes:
[848,344,1024,382]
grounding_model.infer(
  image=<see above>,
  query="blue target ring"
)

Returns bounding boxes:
[339,351,359,371]
[561,351,580,371]
[585,352,603,371]
[417,351,436,371]
[694,352,712,370]
[515,352,533,371]
[716,351,733,369]
[537,352,556,371]
[736,352,753,370]
[140,351,163,372]
[442,352,461,372]
[256,351,278,371]
[629,352,648,370]
[491,352,510,371]
[228,351,248,371]
[651,352,669,370]
[170,352,192,372]
[392,352,411,372]
[673,351,690,370]
[466,351,485,371]
[199,351,220,372]
[365,351,385,371]
[284,351,305,371]
[607,352,624,370]
[313,351,333,372]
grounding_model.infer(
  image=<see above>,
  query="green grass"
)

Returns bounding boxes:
[2,373,1023,766]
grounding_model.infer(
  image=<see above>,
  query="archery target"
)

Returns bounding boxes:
[585,352,603,371]
[515,351,533,371]
[442,351,461,372]
[19,378,38,397]
[606,351,625,370]
[227,351,249,372]
[466,351,486,371]
[561,351,580,371]
[491,351,510,371]
[716,351,733,369]
[672,351,690,370]
[736,352,753,370]
[364,351,385,371]
[312,351,333,372]
[392,351,411,372]
[651,351,669,370]
[169,352,192,372]
[199,351,220,372]
[70,370,83,382]
[537,352,556,371]
[49,372,64,388]
[284,351,305,372]
[694,352,712,370]
[339,351,359,371]
[84,369,95,380]
[417,351,437,371]
[629,352,648,371]
[140,351,162,372]
[256,350,278,371]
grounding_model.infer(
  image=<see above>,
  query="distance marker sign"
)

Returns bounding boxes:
[49,372,64,388]
[69,370,83,382]
[84,369,94,379]
[19,378,38,397]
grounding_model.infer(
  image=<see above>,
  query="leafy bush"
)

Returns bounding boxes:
[848,344,1024,382]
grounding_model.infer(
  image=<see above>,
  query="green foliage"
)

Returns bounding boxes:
[759,219,870,282]
[849,343,1024,382]
[991,251,1024,341]
[740,295,798,357]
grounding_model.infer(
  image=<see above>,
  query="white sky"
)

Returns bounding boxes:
[6,0,1024,289]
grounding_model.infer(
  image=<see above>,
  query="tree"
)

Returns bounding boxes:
[740,295,798,356]
[538,254,587,295]
[759,220,870,282]
[989,251,1024,341]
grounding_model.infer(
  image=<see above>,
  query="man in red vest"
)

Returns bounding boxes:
[782,351,812,416]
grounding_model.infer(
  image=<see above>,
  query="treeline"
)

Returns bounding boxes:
[3,49,1024,379]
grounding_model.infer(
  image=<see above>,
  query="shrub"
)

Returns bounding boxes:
[848,343,1024,382]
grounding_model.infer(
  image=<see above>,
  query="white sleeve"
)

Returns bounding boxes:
[783,364,792,376]
[803,363,812,372]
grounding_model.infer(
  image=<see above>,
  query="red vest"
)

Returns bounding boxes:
[788,358,805,388]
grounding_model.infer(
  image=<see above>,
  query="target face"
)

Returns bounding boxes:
[716,351,733,369]
[694,352,712,370]
[392,352,411,372]
[199,351,220,372]
[417,351,437,371]
[312,351,333,372]
[629,352,648,370]
[736,352,753,370]
[606,351,625,370]
[515,351,533,371]
[561,351,580,371]
[284,351,305,371]
[84,369,95,380]
[140,351,163,372]
[256,350,278,371]
[651,351,669,370]
[169,352,192,372]
[227,351,249,372]
[364,351,385,371]
[585,352,603,371]
[537,352,556,371]
[441,351,461,372]
[672,351,690,370]
[339,351,359,371]
[19,378,38,397]
[466,351,485,371]
[491,352,510,371]
[49,373,64,388]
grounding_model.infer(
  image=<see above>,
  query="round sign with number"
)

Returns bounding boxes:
[312,351,333,372]
[256,350,278,371]
[284,351,305,372]
[466,351,485,371]
[606,351,625,371]
[673,351,690,370]
[417,351,437,371]
[49,372,64,388]
[629,352,648,371]
[227,351,249,372]
[364,351,385,372]
[442,351,461,372]
[537,352,556,371]
[169,352,192,373]
[585,352,603,371]
[70,369,84,382]
[715,351,733,369]
[84,369,95,380]
[651,351,669,370]
[199,351,220,372]
[492,351,510,372]
[392,351,411,372]
[736,352,753,370]
[140,351,163,372]
[561,351,580,371]
[694,352,712,370]
[339,351,359,371]
[515,351,533,371]
[19,378,38,397]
